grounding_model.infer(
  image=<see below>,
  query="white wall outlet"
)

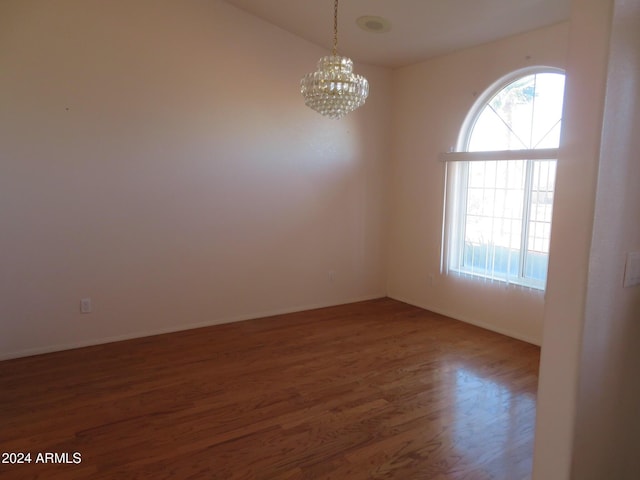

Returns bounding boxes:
[80,297,92,313]
[623,252,640,288]
[328,270,336,283]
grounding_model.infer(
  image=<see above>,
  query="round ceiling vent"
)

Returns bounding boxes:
[356,15,392,34]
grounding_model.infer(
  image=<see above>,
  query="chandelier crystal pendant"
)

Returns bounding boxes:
[300,0,369,119]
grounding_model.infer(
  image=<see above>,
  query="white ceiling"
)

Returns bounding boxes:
[222,0,570,68]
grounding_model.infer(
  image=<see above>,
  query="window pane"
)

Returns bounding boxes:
[524,249,549,282]
[533,122,562,149]
[523,160,556,283]
[469,107,524,151]
[504,190,523,220]
[530,73,566,148]
[463,242,521,279]
[507,160,526,188]
[488,76,534,149]
[462,160,526,279]
[495,162,510,189]
[468,73,565,151]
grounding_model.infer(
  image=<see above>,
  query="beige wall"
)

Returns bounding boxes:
[532,0,614,478]
[0,0,391,359]
[387,23,570,345]
[570,0,640,477]
[3,0,636,477]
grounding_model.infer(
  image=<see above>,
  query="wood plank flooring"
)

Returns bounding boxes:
[0,298,540,479]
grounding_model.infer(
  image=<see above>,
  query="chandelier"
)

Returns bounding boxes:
[300,0,369,119]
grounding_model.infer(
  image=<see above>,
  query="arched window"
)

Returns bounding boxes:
[442,68,566,289]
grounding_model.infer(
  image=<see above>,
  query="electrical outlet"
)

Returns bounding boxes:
[80,298,92,314]
[328,270,336,283]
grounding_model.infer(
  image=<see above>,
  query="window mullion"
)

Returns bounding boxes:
[520,160,535,280]
[458,163,470,270]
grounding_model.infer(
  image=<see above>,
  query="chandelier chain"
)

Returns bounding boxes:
[333,0,339,56]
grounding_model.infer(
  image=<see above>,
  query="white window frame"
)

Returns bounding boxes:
[441,66,565,290]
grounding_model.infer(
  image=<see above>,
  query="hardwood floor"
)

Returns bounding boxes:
[0,298,540,480]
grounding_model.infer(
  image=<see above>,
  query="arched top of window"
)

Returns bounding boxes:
[459,67,566,152]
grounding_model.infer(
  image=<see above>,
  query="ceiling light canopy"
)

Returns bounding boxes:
[300,0,369,119]
[356,15,392,34]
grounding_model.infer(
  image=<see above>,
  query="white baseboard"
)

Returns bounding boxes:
[388,294,542,346]
[0,293,386,361]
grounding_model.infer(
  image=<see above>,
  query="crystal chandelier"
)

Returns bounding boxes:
[300,0,369,119]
